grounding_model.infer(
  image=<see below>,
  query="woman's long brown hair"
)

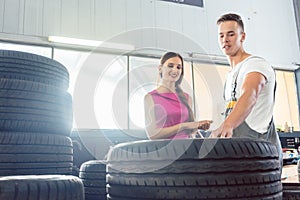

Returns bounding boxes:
[160,52,195,122]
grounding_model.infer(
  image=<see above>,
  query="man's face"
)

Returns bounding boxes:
[218,20,245,57]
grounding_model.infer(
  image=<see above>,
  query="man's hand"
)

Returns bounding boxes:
[210,123,233,138]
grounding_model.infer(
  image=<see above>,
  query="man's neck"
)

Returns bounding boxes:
[228,51,251,68]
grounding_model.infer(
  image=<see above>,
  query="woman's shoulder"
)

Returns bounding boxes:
[145,90,157,100]
[147,89,157,96]
[144,92,154,106]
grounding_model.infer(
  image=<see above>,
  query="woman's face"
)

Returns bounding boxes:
[159,56,183,83]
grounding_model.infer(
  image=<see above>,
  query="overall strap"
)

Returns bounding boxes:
[223,64,243,117]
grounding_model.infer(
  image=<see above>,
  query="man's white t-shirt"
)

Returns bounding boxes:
[224,56,276,133]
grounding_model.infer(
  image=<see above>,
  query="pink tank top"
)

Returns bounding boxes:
[149,90,190,139]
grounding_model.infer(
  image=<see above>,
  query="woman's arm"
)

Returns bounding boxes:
[144,94,183,139]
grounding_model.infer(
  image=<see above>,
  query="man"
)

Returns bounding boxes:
[211,13,282,158]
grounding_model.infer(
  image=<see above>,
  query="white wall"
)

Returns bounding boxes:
[0,0,298,68]
[205,0,300,68]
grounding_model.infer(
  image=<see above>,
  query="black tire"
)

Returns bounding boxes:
[106,138,282,199]
[107,170,282,186]
[79,160,107,200]
[107,138,278,161]
[0,175,84,200]
[298,159,300,182]
[0,87,72,110]
[0,78,73,135]
[107,182,282,199]
[0,94,72,120]
[80,160,106,172]
[108,159,280,174]
[0,132,73,175]
[0,50,69,90]
[0,94,73,135]
[0,112,72,135]
[283,182,300,200]
[107,192,283,200]
[86,194,108,200]
[107,138,279,173]
[0,78,67,95]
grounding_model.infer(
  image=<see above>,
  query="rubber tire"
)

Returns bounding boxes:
[0,175,84,200]
[107,138,280,173]
[0,132,73,175]
[107,138,279,161]
[79,160,107,200]
[0,50,69,90]
[107,170,282,186]
[0,78,73,135]
[107,138,282,199]
[0,78,67,95]
[298,159,300,182]
[0,92,72,135]
[107,193,283,200]
[283,182,300,200]
[107,182,282,199]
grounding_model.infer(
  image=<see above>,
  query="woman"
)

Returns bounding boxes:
[144,52,212,139]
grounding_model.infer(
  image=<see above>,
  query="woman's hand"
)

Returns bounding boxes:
[197,120,213,130]
[182,120,213,131]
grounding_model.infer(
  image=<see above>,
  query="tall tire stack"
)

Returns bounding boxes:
[0,50,73,175]
[79,160,107,200]
[106,138,282,200]
[0,175,84,200]
[0,50,83,199]
[282,182,300,200]
[298,159,300,182]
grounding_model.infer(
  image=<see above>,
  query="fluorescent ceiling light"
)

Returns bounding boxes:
[48,36,102,47]
[48,36,134,51]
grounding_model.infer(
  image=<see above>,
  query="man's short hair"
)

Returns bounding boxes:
[217,13,244,32]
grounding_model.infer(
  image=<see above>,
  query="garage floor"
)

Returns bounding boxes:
[282,165,298,182]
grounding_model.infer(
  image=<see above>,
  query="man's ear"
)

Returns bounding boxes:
[158,65,162,72]
[241,32,246,42]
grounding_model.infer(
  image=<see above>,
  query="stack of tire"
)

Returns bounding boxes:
[282,182,300,199]
[79,160,107,200]
[106,138,282,200]
[0,50,83,199]
[298,159,300,182]
[282,160,300,199]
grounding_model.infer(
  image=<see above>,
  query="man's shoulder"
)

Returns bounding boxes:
[240,56,274,81]
[245,55,267,63]
[243,56,272,70]
[246,55,270,64]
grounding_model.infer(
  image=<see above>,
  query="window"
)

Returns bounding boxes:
[128,56,160,129]
[274,70,299,131]
[53,49,89,94]
[0,42,299,131]
[0,42,52,57]
[54,49,128,129]
[94,54,127,129]
[193,63,229,129]
[160,0,204,7]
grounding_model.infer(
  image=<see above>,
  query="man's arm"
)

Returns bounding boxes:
[212,72,266,138]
